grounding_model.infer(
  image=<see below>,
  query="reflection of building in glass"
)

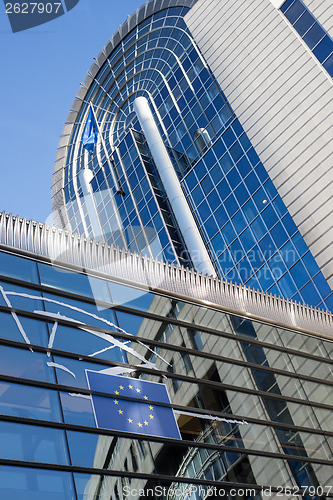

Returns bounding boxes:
[52,0,333,311]
[0,214,332,499]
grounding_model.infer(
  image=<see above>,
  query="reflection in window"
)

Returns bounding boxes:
[38,263,111,304]
[0,382,62,422]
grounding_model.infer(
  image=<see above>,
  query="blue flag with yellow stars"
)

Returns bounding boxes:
[86,371,181,440]
[82,107,98,153]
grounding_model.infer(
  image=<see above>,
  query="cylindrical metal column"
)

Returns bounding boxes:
[134,96,216,276]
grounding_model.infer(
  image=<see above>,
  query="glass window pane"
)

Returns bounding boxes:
[0,251,39,283]
[312,35,333,63]
[0,382,61,421]
[0,466,76,500]
[293,9,314,37]
[323,53,333,76]
[42,292,117,328]
[0,345,56,383]
[51,324,126,363]
[0,282,44,312]
[302,22,325,50]
[284,0,305,24]
[108,282,156,311]
[38,263,111,303]
[290,260,310,288]
[0,421,69,464]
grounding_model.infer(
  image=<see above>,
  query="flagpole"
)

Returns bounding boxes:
[89,102,124,195]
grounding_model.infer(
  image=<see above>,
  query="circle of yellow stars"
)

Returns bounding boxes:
[112,383,154,429]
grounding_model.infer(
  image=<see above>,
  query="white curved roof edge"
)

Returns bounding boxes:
[0,211,332,338]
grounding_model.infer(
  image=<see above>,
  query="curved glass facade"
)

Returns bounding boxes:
[53,2,333,311]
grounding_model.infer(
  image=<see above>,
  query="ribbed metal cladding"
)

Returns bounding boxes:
[0,211,332,337]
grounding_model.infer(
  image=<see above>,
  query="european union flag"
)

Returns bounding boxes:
[86,371,181,440]
[82,107,98,153]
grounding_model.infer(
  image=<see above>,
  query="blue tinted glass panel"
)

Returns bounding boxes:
[0,382,62,421]
[248,245,265,271]
[313,272,332,298]
[277,273,297,299]
[0,345,55,383]
[60,392,95,427]
[0,421,69,464]
[312,35,333,63]
[231,211,247,233]
[323,53,333,76]
[300,280,321,306]
[268,254,287,280]
[204,216,219,238]
[0,466,76,500]
[0,251,39,283]
[108,282,155,312]
[257,265,275,289]
[51,324,125,362]
[250,217,266,240]
[223,222,236,245]
[240,228,256,251]
[225,193,238,217]
[258,233,275,258]
[293,9,314,36]
[262,206,278,230]
[0,282,44,311]
[302,251,320,277]
[302,22,325,49]
[0,312,48,345]
[230,239,244,263]
[237,257,253,282]
[219,153,233,174]
[290,260,310,288]
[211,232,226,255]
[67,431,100,467]
[42,292,117,328]
[243,199,257,224]
[284,0,304,24]
[214,204,228,227]
[38,264,111,303]
[270,223,289,248]
[280,241,298,268]
[207,190,221,211]
[280,0,295,13]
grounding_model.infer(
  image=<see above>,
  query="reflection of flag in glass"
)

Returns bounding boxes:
[86,371,181,439]
[82,107,98,153]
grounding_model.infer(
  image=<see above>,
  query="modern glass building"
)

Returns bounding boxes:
[52,0,333,312]
[0,213,332,499]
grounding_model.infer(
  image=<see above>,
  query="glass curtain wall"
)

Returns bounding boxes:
[0,249,332,499]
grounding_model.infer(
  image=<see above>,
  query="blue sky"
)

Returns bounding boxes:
[0,0,142,224]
